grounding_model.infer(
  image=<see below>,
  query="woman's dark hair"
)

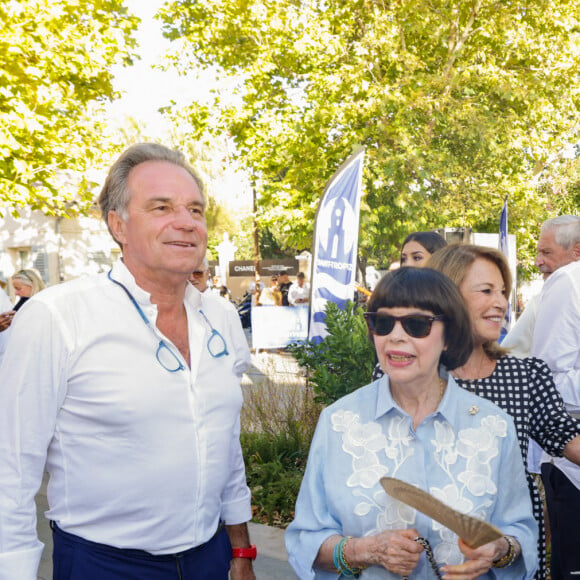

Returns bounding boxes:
[401,231,447,257]
[367,268,473,370]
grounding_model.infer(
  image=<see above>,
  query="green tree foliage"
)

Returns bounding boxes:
[288,301,376,405]
[160,0,580,274]
[521,154,580,272]
[535,153,580,217]
[0,0,138,213]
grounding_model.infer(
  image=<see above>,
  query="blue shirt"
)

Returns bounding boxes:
[285,374,538,579]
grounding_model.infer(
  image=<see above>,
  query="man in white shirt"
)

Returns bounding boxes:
[530,215,580,580]
[503,215,580,358]
[288,272,310,306]
[504,216,580,479]
[0,144,256,580]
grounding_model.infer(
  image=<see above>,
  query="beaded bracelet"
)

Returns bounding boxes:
[332,536,365,578]
[492,535,518,568]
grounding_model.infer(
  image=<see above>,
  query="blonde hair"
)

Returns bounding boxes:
[11,269,46,296]
[428,244,511,359]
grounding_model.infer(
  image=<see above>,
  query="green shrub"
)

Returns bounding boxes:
[240,358,321,527]
[287,301,376,405]
[241,430,308,527]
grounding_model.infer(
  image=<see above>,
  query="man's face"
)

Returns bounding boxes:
[297,277,305,288]
[535,229,576,280]
[189,268,210,292]
[109,160,207,284]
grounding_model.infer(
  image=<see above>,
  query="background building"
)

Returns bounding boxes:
[0,208,119,297]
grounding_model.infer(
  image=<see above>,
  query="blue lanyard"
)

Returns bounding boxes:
[107,271,229,371]
[108,270,185,372]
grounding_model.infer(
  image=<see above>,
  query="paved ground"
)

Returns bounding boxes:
[36,350,299,579]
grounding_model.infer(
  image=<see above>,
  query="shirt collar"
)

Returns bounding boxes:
[110,259,202,309]
[375,375,396,420]
[185,280,201,308]
[374,367,460,423]
[110,259,152,305]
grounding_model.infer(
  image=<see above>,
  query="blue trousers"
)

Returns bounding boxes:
[51,521,231,580]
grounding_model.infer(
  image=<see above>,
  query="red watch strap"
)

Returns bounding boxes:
[232,544,257,560]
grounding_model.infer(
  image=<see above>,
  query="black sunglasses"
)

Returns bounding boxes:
[364,313,445,338]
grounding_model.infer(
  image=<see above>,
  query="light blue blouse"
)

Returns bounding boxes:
[285,375,538,579]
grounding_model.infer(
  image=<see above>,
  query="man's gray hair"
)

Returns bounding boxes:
[98,143,205,240]
[541,215,580,249]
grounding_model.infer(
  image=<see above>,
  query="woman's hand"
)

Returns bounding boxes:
[441,537,514,579]
[353,528,424,576]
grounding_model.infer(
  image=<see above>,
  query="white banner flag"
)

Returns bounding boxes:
[308,147,365,344]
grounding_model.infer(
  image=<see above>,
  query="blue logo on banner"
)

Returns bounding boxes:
[309,149,365,343]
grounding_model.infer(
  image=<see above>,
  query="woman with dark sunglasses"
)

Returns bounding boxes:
[286,267,538,580]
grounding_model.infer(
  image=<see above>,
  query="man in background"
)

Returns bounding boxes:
[288,272,310,306]
[0,143,256,580]
[503,215,580,357]
[189,256,212,293]
[530,215,580,580]
[277,271,292,306]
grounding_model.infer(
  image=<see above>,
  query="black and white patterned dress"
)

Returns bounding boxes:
[373,356,580,579]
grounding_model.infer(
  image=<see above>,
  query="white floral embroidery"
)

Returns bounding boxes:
[431,421,458,480]
[332,410,390,488]
[332,409,417,533]
[385,415,415,463]
[431,483,474,515]
[455,416,508,497]
[429,484,473,564]
[332,409,509,555]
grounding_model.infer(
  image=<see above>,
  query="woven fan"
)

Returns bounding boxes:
[380,477,503,548]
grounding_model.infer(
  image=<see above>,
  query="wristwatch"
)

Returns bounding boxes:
[232,544,257,560]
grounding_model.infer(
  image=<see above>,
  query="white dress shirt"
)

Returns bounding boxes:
[0,287,13,368]
[288,281,310,305]
[502,293,540,359]
[532,260,580,489]
[0,260,252,579]
[200,288,250,377]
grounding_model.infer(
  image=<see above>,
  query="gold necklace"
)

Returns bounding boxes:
[438,376,446,405]
[392,377,446,411]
